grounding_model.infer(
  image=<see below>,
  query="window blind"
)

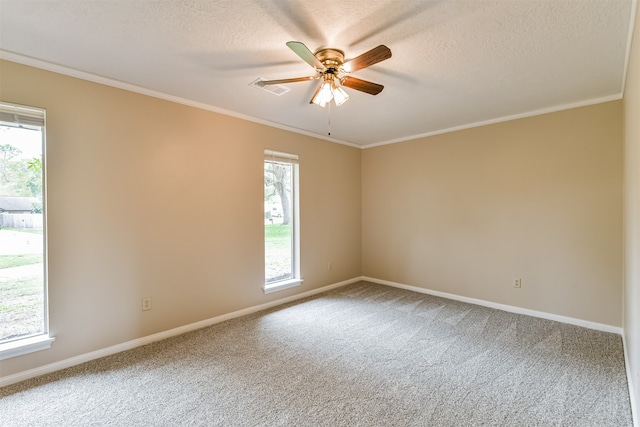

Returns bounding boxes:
[0,102,45,128]
[264,149,298,164]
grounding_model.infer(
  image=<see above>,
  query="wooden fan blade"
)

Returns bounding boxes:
[259,76,318,85]
[286,41,326,71]
[341,76,384,95]
[343,45,392,73]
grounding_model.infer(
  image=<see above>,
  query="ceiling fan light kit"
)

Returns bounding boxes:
[310,74,349,107]
[258,41,392,108]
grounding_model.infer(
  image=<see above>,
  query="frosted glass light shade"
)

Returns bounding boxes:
[332,85,349,106]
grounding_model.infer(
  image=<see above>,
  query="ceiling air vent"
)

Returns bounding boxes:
[250,78,291,96]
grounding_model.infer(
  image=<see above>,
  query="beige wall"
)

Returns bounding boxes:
[362,101,623,326]
[0,56,628,382]
[624,1,640,414]
[0,60,362,377]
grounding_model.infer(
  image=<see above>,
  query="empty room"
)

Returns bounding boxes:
[1,0,639,425]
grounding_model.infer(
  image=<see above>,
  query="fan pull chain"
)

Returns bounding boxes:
[328,101,332,136]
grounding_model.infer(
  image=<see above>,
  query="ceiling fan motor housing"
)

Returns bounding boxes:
[314,48,345,73]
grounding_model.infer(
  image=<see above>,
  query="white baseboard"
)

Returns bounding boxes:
[623,332,639,427]
[363,277,634,423]
[362,276,623,335]
[0,277,360,388]
[0,276,627,389]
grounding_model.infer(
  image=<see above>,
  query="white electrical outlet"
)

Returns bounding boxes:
[142,297,152,311]
[513,278,522,288]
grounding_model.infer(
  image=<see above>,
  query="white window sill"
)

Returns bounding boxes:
[264,278,303,294]
[0,334,55,360]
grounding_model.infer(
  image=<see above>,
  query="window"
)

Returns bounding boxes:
[264,149,301,293]
[0,102,53,360]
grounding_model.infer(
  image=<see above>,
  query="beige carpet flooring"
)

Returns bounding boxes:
[0,281,633,426]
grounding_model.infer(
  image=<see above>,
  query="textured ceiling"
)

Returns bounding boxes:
[0,0,636,147]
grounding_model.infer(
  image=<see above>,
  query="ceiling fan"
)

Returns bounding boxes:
[256,41,392,108]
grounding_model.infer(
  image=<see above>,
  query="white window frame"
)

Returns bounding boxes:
[263,149,302,294]
[0,101,54,360]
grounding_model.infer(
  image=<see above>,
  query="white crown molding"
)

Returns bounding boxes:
[361,93,624,149]
[0,50,361,149]
[0,48,630,151]
[622,0,639,96]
